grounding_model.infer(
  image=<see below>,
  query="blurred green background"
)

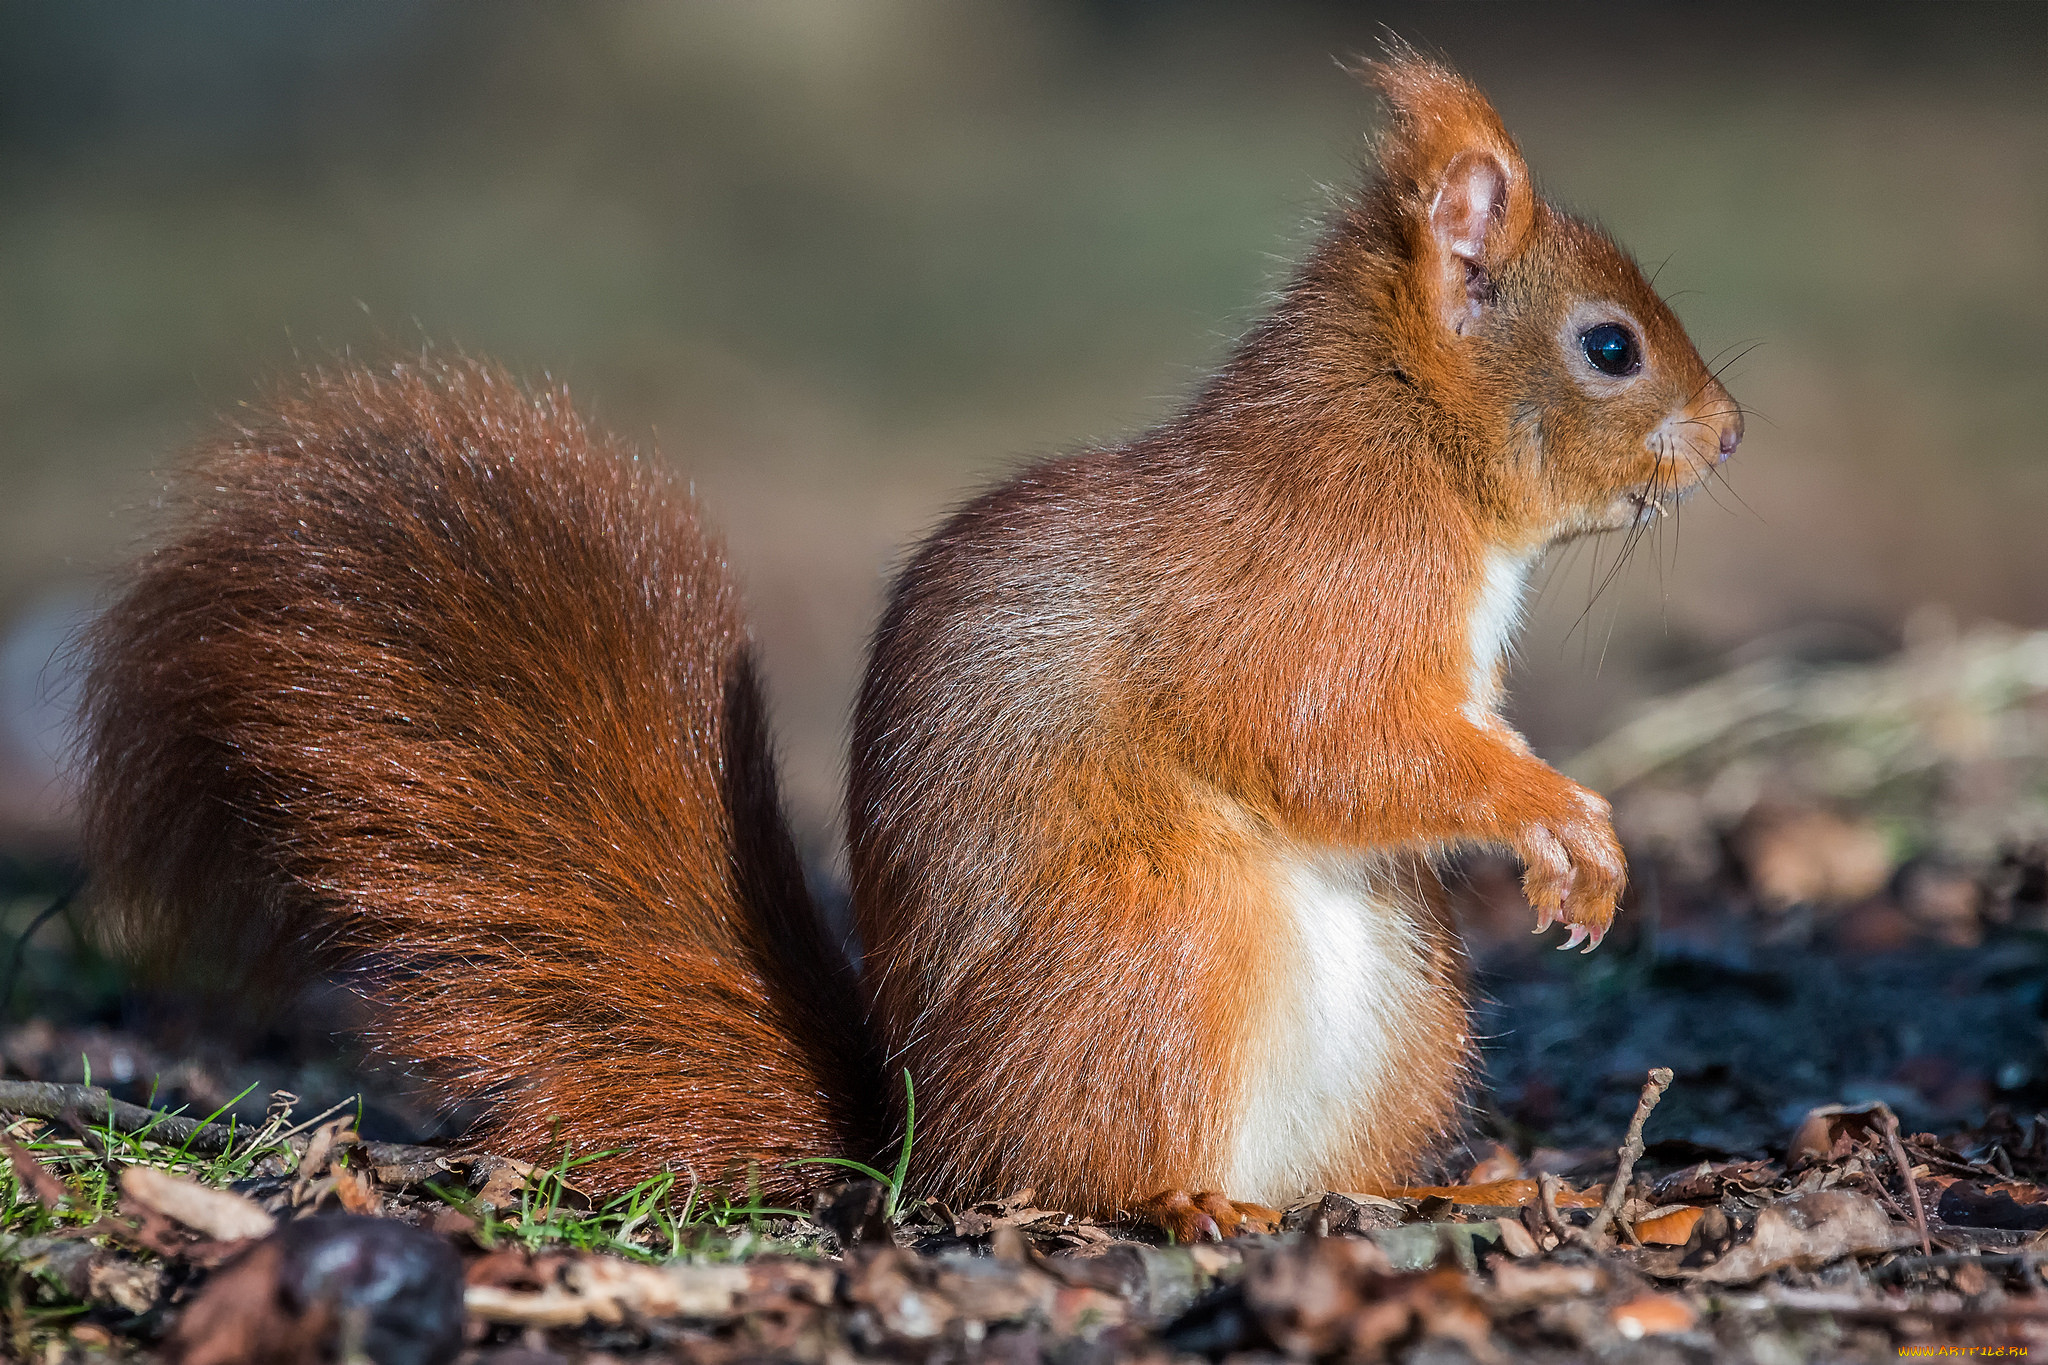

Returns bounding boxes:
[2,1,2044,859]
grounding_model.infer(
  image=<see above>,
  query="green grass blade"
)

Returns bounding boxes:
[787,1155,894,1184]
[886,1069,915,1219]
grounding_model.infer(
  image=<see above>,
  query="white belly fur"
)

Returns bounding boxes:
[1223,850,1438,1205]
[1463,547,1534,725]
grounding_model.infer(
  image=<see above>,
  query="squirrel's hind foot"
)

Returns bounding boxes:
[1132,1189,1280,1243]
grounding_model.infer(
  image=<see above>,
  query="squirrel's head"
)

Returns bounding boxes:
[1353,55,1743,548]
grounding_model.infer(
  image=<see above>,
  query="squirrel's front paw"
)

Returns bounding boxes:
[1511,786,1624,951]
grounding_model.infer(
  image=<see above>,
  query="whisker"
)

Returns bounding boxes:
[1698,337,1762,375]
[1593,482,1662,676]
[1686,462,1739,518]
[1650,506,1680,640]
[1700,453,1762,522]
[1651,480,1669,605]
[1705,341,1767,397]
[1565,461,1663,650]
[1682,404,1746,426]
[1675,340,1769,425]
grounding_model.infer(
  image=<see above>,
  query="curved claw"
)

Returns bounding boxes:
[1532,905,1560,933]
[1558,923,1590,951]
[1583,922,1608,953]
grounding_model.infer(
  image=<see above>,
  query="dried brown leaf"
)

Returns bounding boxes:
[1379,1178,1601,1209]
[0,1134,70,1209]
[332,1161,382,1216]
[297,1118,356,1181]
[1489,1260,1608,1306]
[1787,1100,1894,1165]
[1635,1205,1706,1246]
[1491,1217,1540,1259]
[1465,1142,1526,1184]
[120,1164,276,1243]
[1689,1191,1912,1284]
[471,1157,540,1211]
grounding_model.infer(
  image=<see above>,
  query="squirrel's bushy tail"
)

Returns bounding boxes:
[80,358,880,1196]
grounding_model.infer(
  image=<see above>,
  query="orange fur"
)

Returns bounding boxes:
[850,57,1739,1212]
[81,56,1740,1214]
[81,360,883,1198]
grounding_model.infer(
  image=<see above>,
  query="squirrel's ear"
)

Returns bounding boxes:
[1363,56,1536,336]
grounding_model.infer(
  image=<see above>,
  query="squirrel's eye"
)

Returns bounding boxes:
[1580,323,1641,377]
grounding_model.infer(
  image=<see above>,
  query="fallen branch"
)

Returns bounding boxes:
[1581,1067,1674,1249]
[1869,1250,2040,1284]
[0,1081,241,1155]
[0,1081,453,1184]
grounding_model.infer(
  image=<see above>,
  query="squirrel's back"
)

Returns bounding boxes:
[81,358,880,1194]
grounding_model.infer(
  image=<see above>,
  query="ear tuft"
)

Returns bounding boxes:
[1361,55,1525,197]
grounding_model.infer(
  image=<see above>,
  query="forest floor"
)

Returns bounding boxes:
[2,623,2046,1364]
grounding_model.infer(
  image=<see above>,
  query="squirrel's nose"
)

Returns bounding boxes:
[1716,412,1744,463]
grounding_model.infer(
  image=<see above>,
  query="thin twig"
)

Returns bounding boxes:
[1535,1172,1574,1248]
[1581,1067,1674,1248]
[274,1095,362,1143]
[1881,1109,1932,1256]
[1855,1169,1913,1226]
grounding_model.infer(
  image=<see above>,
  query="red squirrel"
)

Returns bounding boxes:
[79,58,1740,1240]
